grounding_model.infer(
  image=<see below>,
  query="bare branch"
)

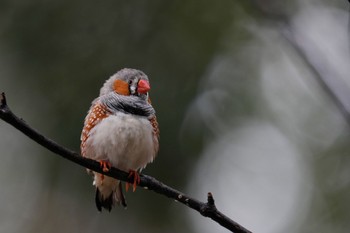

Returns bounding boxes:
[0,92,252,233]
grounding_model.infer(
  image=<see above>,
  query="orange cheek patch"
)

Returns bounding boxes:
[113,80,130,95]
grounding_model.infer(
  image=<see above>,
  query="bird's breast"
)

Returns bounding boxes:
[85,112,155,171]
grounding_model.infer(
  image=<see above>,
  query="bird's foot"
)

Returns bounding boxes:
[125,170,140,192]
[99,160,112,172]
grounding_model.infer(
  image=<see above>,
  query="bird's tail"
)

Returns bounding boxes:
[93,173,127,211]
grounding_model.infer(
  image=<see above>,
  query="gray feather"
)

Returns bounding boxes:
[101,92,155,118]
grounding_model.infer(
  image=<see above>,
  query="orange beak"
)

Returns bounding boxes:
[137,79,150,94]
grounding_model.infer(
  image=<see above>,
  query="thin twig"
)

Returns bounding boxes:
[0,92,251,233]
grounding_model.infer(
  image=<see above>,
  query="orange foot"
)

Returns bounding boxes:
[99,160,112,172]
[125,170,140,192]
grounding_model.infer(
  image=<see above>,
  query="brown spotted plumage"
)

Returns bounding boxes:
[81,102,109,157]
[149,115,160,154]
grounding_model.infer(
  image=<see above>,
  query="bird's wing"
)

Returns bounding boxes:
[80,101,110,157]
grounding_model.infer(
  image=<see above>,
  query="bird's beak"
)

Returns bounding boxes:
[137,80,150,94]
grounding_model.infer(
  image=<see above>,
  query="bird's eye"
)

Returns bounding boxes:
[128,80,133,85]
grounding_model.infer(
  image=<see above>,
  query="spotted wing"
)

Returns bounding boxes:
[150,115,159,156]
[148,97,160,156]
[80,101,109,157]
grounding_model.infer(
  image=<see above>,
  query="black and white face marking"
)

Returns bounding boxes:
[128,78,139,95]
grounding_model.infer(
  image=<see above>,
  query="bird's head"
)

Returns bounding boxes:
[100,68,151,100]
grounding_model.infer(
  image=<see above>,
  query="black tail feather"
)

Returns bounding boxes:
[118,182,127,208]
[95,188,113,212]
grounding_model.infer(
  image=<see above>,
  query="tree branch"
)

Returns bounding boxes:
[0,92,251,233]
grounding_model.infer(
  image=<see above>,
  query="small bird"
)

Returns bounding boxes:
[80,68,159,211]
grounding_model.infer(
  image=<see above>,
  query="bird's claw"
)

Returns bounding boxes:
[126,170,140,192]
[99,160,112,172]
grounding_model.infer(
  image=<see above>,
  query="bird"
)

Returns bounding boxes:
[80,68,159,211]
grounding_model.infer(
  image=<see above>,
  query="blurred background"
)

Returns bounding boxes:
[0,0,349,232]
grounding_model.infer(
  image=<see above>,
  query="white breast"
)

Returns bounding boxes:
[85,112,155,171]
